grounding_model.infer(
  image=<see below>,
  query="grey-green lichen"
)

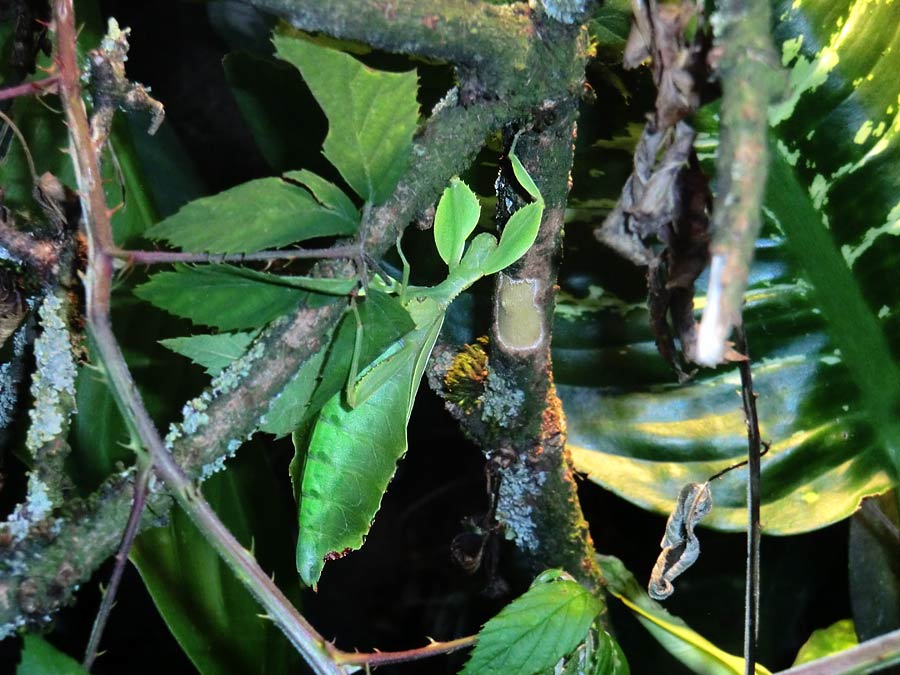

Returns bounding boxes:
[0,324,29,431]
[1,474,53,544]
[25,294,76,452]
[534,0,588,24]
[496,460,547,552]
[165,340,266,450]
[481,368,524,428]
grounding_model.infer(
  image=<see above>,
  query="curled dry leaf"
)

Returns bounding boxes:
[648,481,712,600]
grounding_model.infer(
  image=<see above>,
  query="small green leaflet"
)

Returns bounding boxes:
[17,636,87,675]
[159,332,255,375]
[598,555,771,675]
[145,176,357,254]
[273,32,419,205]
[461,571,603,675]
[135,265,352,331]
[792,619,858,666]
[434,177,482,269]
[283,169,358,225]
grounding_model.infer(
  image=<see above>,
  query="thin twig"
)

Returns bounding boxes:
[735,326,761,675]
[333,636,477,668]
[775,627,900,675]
[83,461,152,671]
[0,75,59,102]
[112,244,361,266]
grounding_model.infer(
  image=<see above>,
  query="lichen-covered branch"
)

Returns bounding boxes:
[488,110,602,591]
[694,0,782,365]
[247,0,531,91]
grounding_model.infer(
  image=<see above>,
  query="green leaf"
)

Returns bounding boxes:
[793,619,858,666]
[134,265,322,331]
[598,556,771,675]
[260,338,330,438]
[283,169,358,226]
[132,445,302,675]
[17,635,87,675]
[591,630,631,675]
[483,201,544,275]
[293,311,442,586]
[433,177,482,269]
[145,176,357,254]
[159,332,255,376]
[273,32,419,204]
[461,572,602,675]
[508,143,543,204]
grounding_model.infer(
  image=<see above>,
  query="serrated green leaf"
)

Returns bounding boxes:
[433,178,482,269]
[17,635,87,675]
[159,332,255,376]
[293,313,442,586]
[793,619,858,666]
[132,445,302,675]
[598,556,771,675]
[134,265,352,331]
[145,176,357,254]
[283,169,358,226]
[461,573,602,675]
[273,33,419,204]
[483,201,544,275]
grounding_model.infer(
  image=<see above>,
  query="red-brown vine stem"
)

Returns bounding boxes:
[52,2,341,673]
[0,75,59,101]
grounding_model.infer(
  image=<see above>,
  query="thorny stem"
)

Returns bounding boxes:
[83,461,152,671]
[333,636,477,668]
[53,2,341,673]
[113,244,362,266]
[736,327,761,675]
[695,0,782,365]
[774,628,900,675]
[0,76,59,102]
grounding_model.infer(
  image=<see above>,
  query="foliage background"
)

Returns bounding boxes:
[2,0,891,672]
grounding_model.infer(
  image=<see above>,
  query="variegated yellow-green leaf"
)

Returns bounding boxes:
[598,556,771,675]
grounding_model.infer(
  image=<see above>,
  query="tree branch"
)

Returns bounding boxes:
[247,0,531,90]
[694,0,783,365]
[486,111,603,591]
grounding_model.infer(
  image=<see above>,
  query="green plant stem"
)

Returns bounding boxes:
[775,628,900,675]
[695,0,782,366]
